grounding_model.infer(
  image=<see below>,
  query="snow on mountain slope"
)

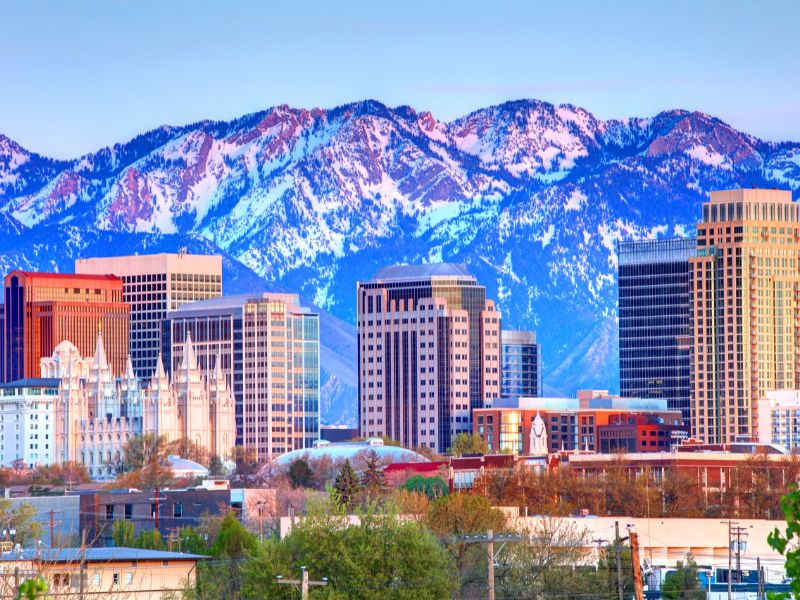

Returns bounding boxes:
[1,98,799,425]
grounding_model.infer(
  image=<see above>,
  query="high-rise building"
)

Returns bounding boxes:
[357,263,501,453]
[618,237,695,426]
[690,188,800,443]
[2,270,129,381]
[500,330,542,398]
[75,252,223,379]
[162,293,320,460]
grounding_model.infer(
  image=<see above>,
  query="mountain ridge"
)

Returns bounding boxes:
[2,98,799,426]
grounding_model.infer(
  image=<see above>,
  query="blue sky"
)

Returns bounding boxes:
[2,0,798,158]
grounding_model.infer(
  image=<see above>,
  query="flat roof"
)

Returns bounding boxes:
[6,271,122,282]
[0,378,60,389]
[169,292,313,316]
[371,263,474,282]
[0,547,208,562]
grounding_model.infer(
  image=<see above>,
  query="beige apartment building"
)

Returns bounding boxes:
[357,264,501,453]
[0,547,205,599]
[690,188,800,443]
[75,251,223,379]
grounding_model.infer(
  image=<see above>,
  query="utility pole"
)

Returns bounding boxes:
[731,524,748,583]
[757,557,763,600]
[276,566,328,600]
[49,510,54,547]
[487,529,495,600]
[79,529,86,600]
[630,532,643,600]
[615,521,624,600]
[723,520,734,600]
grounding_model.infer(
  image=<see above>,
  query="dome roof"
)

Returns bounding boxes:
[274,438,427,466]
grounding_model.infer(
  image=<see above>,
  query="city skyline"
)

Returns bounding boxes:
[2,0,799,157]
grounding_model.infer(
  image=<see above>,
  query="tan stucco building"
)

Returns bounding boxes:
[690,189,800,443]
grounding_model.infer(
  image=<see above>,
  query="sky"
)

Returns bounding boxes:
[2,0,799,158]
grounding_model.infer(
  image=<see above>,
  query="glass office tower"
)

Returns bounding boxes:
[500,330,542,398]
[618,237,695,426]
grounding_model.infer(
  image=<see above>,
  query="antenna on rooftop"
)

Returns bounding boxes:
[178,247,188,257]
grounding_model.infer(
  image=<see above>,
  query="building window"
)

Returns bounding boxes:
[173,502,183,518]
[112,573,120,585]
[125,573,133,586]
[92,573,101,587]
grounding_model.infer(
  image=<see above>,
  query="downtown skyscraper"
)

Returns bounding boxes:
[357,263,501,453]
[618,237,695,426]
[76,252,222,379]
[690,188,800,443]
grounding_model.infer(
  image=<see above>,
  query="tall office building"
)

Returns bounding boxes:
[690,188,800,443]
[75,252,222,379]
[618,238,695,426]
[357,263,501,452]
[163,293,320,460]
[500,330,542,398]
[2,270,129,381]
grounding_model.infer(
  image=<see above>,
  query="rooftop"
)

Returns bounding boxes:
[371,263,474,282]
[6,271,122,282]
[0,378,60,389]
[0,547,207,563]
[169,292,311,316]
[274,439,428,466]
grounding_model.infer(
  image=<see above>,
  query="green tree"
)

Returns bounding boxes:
[242,499,455,599]
[400,475,448,499]
[210,511,257,559]
[661,554,705,600]
[768,485,800,599]
[15,577,48,600]
[112,519,135,547]
[592,543,634,600]
[425,493,506,596]
[360,450,386,497]
[449,433,488,457]
[333,460,361,508]
[0,500,43,548]
[288,458,313,489]
[135,528,164,550]
[176,527,209,554]
[116,433,174,489]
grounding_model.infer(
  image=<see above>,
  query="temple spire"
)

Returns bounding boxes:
[180,331,197,371]
[92,327,108,371]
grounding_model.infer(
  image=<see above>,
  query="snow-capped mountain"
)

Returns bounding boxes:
[1,99,799,425]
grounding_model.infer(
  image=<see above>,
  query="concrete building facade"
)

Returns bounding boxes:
[690,189,800,443]
[357,263,501,453]
[75,252,223,380]
[2,271,129,381]
[0,378,58,468]
[163,293,320,461]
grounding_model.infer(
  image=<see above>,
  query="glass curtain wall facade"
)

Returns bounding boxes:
[618,238,696,426]
[500,330,542,398]
[357,263,501,453]
[163,293,320,460]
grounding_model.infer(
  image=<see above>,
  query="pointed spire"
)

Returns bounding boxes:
[154,353,167,382]
[92,327,108,371]
[180,331,197,371]
[213,355,222,381]
[125,356,135,380]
